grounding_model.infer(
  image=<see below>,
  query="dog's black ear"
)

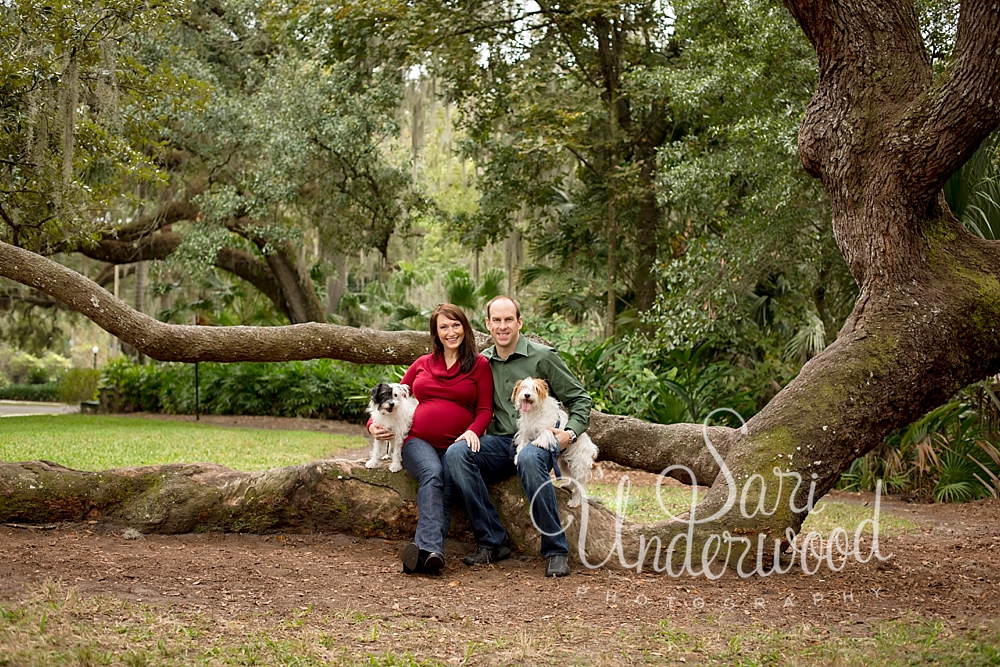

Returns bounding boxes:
[370,384,385,402]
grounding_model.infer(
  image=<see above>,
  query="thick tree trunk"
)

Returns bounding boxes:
[593,14,662,315]
[679,0,1000,557]
[632,139,661,313]
[227,222,327,324]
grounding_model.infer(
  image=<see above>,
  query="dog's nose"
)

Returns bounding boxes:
[387,403,395,412]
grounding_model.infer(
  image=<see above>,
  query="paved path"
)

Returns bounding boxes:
[0,401,80,418]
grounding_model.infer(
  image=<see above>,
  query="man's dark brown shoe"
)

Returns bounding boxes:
[422,551,445,572]
[462,543,511,566]
[546,555,570,577]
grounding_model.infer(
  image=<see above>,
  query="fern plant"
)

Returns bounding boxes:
[837,379,1000,502]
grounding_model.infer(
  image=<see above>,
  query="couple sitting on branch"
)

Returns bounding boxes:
[367,296,592,578]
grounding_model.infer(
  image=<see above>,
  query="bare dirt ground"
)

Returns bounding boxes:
[2,414,999,664]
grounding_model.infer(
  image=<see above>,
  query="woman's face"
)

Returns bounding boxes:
[436,315,465,353]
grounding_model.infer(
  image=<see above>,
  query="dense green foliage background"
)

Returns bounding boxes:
[101,357,397,422]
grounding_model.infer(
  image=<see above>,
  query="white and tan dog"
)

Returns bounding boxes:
[366,382,417,473]
[511,377,598,507]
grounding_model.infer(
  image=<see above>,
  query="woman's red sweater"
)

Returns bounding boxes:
[368,353,493,450]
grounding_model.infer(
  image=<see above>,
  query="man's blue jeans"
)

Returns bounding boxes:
[401,438,453,555]
[446,434,568,557]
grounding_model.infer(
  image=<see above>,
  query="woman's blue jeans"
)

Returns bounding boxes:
[445,434,568,557]
[401,437,453,555]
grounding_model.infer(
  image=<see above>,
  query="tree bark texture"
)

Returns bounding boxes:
[0,459,630,565]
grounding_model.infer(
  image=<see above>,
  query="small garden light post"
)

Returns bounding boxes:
[194,362,200,421]
[92,345,99,370]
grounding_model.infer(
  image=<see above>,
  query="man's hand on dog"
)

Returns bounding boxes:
[369,423,395,441]
[547,428,570,451]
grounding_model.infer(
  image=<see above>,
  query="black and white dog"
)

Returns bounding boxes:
[511,377,598,507]
[366,382,418,473]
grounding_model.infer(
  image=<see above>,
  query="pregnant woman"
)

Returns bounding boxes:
[368,303,492,573]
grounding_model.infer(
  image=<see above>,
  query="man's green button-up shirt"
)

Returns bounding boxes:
[482,334,592,437]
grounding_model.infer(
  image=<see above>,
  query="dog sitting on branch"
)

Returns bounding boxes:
[511,377,598,507]
[365,383,417,473]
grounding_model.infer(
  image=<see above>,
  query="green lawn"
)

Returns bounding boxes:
[589,482,921,536]
[0,414,367,471]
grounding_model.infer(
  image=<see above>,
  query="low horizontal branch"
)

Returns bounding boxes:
[0,459,633,565]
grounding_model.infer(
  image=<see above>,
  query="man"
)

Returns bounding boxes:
[445,295,592,577]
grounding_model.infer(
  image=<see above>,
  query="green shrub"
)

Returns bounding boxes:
[5,351,71,385]
[102,357,400,423]
[0,382,60,402]
[102,357,168,412]
[530,319,757,427]
[57,369,101,403]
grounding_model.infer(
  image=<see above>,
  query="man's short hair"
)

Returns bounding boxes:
[485,295,522,320]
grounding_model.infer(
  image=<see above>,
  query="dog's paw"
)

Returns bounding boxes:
[380,453,391,460]
[513,453,520,466]
[389,461,403,473]
[567,495,582,509]
[364,459,379,469]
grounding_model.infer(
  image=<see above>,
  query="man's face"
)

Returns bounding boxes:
[486,299,523,350]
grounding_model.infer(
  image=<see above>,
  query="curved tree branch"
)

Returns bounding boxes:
[78,232,294,321]
[588,412,732,483]
[905,0,1000,193]
[81,233,183,265]
[1,240,432,365]
[214,246,292,319]
[111,194,202,243]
